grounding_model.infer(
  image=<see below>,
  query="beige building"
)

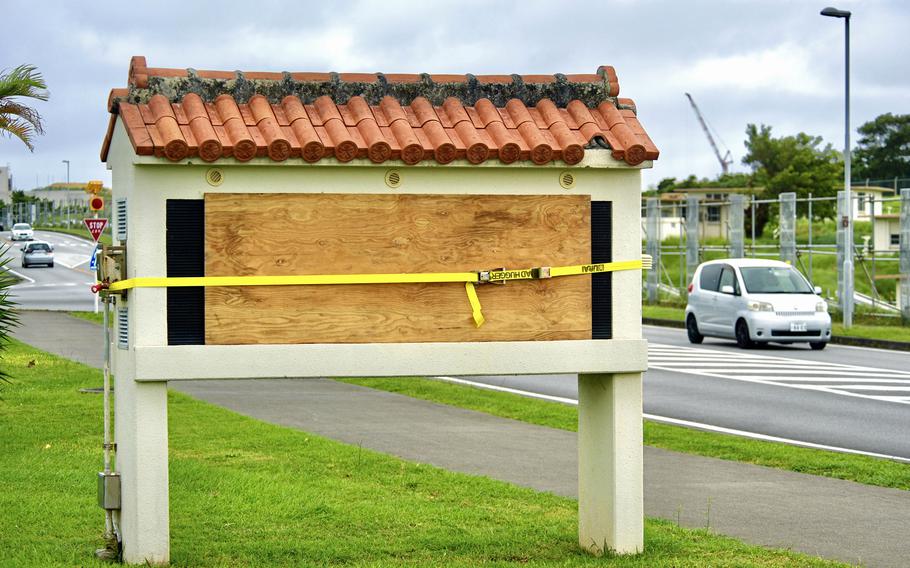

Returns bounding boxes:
[872,214,900,251]
[643,187,755,241]
[0,166,11,204]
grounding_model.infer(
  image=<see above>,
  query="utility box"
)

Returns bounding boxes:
[100,56,658,565]
[97,471,121,510]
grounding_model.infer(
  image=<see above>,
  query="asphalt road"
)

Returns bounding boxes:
[453,326,910,461]
[2,230,98,311]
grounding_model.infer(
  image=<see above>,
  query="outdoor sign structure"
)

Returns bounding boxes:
[98,56,659,565]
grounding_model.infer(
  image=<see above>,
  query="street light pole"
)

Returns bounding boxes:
[62,159,70,184]
[822,6,853,328]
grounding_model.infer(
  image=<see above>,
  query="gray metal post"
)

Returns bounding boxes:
[645,198,660,304]
[750,195,756,257]
[685,196,699,289]
[808,193,813,284]
[729,194,745,258]
[779,193,796,265]
[837,191,853,316]
[900,189,910,321]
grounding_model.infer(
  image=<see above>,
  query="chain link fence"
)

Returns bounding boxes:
[642,188,910,321]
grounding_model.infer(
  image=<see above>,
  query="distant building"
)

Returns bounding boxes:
[26,182,108,205]
[643,187,756,241]
[0,166,11,204]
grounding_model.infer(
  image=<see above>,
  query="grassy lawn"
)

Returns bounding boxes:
[69,311,104,325]
[0,339,846,567]
[342,377,910,492]
[36,226,112,246]
[642,304,910,343]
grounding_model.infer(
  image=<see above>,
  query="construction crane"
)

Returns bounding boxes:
[685,93,733,175]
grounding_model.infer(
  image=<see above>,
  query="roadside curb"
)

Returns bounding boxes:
[643,317,910,352]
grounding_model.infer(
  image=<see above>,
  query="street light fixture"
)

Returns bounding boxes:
[821,6,853,328]
[62,159,70,184]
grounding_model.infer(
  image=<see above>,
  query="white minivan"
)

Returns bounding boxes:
[685,259,832,350]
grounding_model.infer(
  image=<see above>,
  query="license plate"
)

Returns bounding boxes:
[790,322,807,332]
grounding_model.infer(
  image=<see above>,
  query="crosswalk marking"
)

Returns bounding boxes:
[649,343,910,405]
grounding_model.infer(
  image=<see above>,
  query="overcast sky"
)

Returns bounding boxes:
[2,0,908,191]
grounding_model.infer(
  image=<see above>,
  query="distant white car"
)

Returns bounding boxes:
[685,258,832,350]
[11,223,34,241]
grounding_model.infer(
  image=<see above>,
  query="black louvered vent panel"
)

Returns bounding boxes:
[591,201,612,339]
[166,200,205,345]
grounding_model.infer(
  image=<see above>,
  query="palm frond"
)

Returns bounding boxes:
[0,64,49,101]
[0,115,39,151]
[0,101,43,131]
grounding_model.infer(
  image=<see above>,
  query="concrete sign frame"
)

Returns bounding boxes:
[101,62,656,564]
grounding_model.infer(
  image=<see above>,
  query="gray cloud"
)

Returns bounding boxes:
[1,0,907,190]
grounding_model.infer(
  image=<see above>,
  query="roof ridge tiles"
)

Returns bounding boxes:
[119,57,621,108]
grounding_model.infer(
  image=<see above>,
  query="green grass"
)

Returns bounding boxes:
[342,377,910,493]
[35,226,112,246]
[69,311,104,325]
[642,304,910,342]
[0,340,848,566]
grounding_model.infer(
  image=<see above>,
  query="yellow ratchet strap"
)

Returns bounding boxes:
[102,256,651,328]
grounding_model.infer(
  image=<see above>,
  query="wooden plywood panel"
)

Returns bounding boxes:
[205,193,591,344]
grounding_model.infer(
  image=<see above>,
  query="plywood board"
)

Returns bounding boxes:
[204,193,591,344]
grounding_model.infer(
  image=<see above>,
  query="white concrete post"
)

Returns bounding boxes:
[113,354,170,564]
[577,372,644,555]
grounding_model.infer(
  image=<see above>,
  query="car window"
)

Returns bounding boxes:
[699,264,723,291]
[741,266,813,294]
[13,223,29,230]
[28,243,50,252]
[718,266,739,294]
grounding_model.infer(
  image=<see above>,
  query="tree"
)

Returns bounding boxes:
[853,113,910,181]
[0,64,49,151]
[742,124,842,237]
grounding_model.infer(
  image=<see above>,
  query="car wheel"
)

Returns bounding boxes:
[686,314,704,344]
[809,341,827,351]
[735,319,754,349]
[48,262,54,268]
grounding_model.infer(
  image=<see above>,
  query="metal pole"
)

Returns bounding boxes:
[843,14,854,327]
[645,198,660,304]
[750,195,756,257]
[102,295,113,539]
[808,193,813,284]
[900,189,910,322]
[779,193,797,265]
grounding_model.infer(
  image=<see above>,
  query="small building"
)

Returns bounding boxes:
[27,182,106,205]
[872,213,900,251]
[643,187,755,241]
[0,166,11,204]
[851,185,894,220]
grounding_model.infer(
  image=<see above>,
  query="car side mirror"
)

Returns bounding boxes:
[720,284,735,295]
[49,245,54,252]
[814,285,822,295]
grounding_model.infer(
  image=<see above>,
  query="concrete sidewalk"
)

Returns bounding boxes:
[14,311,910,567]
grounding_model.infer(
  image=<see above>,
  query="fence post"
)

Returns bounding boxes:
[729,194,745,258]
[645,198,660,305]
[836,191,852,317]
[901,189,910,322]
[750,195,756,257]
[685,196,699,291]
[779,192,796,265]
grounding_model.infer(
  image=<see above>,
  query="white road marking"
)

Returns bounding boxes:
[429,375,910,463]
[649,342,910,405]
[3,266,35,283]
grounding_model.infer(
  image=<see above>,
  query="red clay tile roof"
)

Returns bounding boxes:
[101,56,658,167]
